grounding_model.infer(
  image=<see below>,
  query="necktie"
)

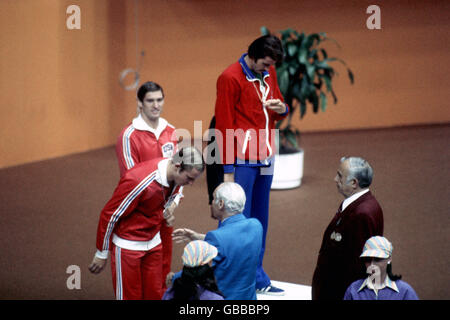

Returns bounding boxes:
[336,203,343,226]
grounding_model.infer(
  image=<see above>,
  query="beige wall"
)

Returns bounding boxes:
[1,0,449,168]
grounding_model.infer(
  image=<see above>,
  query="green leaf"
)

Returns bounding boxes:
[291,82,302,101]
[280,28,294,41]
[288,61,298,76]
[320,73,333,92]
[309,92,319,113]
[314,60,330,69]
[305,63,316,80]
[260,26,270,35]
[308,49,317,59]
[299,99,307,118]
[287,42,297,57]
[278,69,289,96]
[304,33,322,50]
[331,89,338,104]
[319,91,327,112]
[347,69,354,84]
[297,48,308,64]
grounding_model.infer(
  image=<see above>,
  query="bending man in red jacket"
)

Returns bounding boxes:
[214,35,289,295]
[89,147,204,300]
[312,156,384,300]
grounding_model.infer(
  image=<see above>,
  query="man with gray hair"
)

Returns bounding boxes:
[312,156,384,300]
[172,182,263,300]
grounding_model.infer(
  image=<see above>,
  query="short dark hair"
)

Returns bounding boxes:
[137,81,164,102]
[247,35,284,63]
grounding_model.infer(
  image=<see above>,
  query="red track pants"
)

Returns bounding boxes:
[111,243,163,300]
[160,224,173,291]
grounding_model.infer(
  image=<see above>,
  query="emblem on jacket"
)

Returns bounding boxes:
[162,143,175,158]
[330,231,342,242]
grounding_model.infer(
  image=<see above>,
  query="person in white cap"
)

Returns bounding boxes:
[162,240,224,300]
[344,236,419,300]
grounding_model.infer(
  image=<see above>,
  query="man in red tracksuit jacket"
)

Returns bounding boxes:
[115,81,182,291]
[214,35,289,295]
[89,147,204,300]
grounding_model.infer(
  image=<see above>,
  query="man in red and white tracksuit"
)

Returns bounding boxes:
[89,147,204,300]
[214,35,289,295]
[115,81,182,291]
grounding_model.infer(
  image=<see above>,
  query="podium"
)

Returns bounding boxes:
[257,281,312,300]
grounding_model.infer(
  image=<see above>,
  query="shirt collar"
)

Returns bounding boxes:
[358,276,399,296]
[342,188,370,211]
[156,158,171,187]
[238,53,269,81]
[132,114,168,140]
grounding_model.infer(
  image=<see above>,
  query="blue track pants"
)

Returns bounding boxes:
[234,165,273,289]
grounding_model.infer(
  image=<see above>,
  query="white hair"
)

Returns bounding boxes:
[341,156,373,188]
[214,182,246,214]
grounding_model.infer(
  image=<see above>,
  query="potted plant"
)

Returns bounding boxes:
[260,27,354,189]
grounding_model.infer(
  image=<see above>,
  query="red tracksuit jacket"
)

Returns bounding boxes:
[95,158,181,255]
[116,115,177,178]
[214,55,288,168]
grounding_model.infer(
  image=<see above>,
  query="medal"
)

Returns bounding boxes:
[330,231,342,242]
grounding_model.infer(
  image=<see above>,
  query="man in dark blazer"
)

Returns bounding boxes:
[171,182,263,300]
[312,157,384,300]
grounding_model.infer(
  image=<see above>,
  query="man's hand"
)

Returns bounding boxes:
[172,228,205,243]
[88,255,107,274]
[264,99,287,114]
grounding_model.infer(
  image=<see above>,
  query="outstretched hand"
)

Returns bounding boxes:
[172,228,205,243]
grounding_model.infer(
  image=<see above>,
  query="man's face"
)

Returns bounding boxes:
[173,167,202,187]
[140,90,164,122]
[334,160,356,198]
[251,56,276,74]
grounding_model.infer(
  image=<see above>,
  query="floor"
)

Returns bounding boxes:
[0,124,448,299]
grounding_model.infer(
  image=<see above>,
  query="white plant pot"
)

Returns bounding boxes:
[271,149,304,190]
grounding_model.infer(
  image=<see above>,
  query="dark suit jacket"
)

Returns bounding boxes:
[312,191,383,300]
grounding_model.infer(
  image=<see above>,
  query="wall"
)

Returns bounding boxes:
[1,0,449,168]
[0,0,128,168]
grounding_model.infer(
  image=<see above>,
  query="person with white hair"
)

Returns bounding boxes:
[171,182,263,300]
[312,156,384,300]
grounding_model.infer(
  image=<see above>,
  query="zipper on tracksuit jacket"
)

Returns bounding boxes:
[239,53,272,161]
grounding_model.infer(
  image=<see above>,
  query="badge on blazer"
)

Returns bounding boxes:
[331,231,342,242]
[162,142,175,158]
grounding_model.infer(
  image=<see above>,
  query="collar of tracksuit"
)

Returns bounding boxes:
[239,53,269,81]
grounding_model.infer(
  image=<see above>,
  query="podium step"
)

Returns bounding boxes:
[257,280,312,300]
